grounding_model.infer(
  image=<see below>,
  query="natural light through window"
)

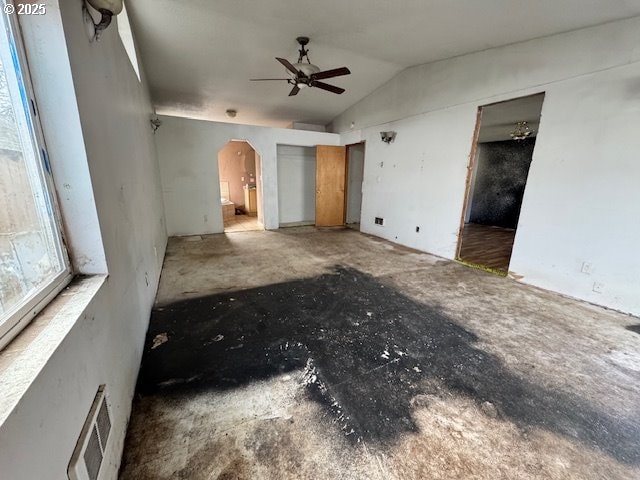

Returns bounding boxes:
[118,2,141,82]
[0,10,70,347]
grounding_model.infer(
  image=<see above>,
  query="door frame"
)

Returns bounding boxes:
[455,107,483,260]
[216,139,264,231]
[455,92,546,261]
[344,141,366,226]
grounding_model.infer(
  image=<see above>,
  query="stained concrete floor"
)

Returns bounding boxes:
[120,227,640,480]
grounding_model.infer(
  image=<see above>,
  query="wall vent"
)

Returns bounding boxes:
[68,385,111,480]
[375,217,384,226]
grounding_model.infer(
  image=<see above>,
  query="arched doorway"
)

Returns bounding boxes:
[217,141,263,232]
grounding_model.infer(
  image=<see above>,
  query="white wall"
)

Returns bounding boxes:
[331,17,640,316]
[0,1,167,478]
[346,143,365,224]
[277,145,316,225]
[156,116,339,235]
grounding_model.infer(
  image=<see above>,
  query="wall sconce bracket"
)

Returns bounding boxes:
[82,0,123,42]
[380,131,397,144]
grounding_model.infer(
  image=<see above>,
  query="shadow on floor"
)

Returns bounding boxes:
[137,266,640,464]
[626,324,640,335]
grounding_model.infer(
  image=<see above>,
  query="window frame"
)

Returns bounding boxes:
[0,2,72,350]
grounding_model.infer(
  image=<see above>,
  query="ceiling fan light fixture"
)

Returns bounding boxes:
[510,121,534,141]
[250,37,351,97]
[294,63,321,77]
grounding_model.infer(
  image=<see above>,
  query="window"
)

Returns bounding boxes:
[0,7,71,348]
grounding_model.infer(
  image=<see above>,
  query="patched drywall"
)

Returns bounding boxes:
[0,1,167,478]
[332,17,640,316]
[277,145,316,225]
[156,117,339,235]
[468,139,535,229]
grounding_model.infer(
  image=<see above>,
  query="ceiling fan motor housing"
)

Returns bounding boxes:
[251,37,350,95]
[292,63,321,84]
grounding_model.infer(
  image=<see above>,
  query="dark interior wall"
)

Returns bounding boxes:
[468,138,535,229]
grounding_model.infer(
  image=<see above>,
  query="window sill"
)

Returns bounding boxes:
[0,275,107,426]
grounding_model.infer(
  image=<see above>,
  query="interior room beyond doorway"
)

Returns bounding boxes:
[458,93,545,273]
[218,141,263,233]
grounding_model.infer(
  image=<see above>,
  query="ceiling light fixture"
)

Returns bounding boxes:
[83,0,123,42]
[510,121,534,141]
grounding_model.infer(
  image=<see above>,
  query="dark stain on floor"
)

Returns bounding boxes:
[136,266,640,464]
[626,324,640,335]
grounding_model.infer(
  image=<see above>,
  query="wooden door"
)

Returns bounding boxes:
[316,145,347,226]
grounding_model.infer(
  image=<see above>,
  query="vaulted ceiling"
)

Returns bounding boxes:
[126,0,640,128]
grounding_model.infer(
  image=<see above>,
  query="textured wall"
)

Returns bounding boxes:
[0,1,167,478]
[156,117,339,234]
[335,18,640,316]
[468,138,535,229]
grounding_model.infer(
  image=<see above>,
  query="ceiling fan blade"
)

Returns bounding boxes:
[311,81,345,95]
[249,78,291,82]
[288,85,300,96]
[311,67,351,81]
[276,57,300,76]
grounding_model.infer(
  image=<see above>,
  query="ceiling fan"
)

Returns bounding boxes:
[251,37,351,96]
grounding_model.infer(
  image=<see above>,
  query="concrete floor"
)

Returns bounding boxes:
[121,227,640,480]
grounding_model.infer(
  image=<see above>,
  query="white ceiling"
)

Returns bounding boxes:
[478,93,545,143]
[126,0,640,128]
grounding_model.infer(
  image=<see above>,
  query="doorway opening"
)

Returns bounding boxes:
[218,141,263,233]
[277,144,317,227]
[457,93,545,274]
[276,143,366,229]
[345,143,365,230]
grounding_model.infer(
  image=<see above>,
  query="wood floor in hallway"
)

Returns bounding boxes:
[458,223,516,272]
[120,227,640,480]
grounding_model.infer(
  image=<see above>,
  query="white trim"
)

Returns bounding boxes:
[0,1,72,349]
[0,270,73,350]
[0,275,107,427]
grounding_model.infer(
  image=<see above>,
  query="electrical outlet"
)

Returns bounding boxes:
[375,217,384,226]
[581,262,593,274]
[415,226,420,233]
[592,282,604,293]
